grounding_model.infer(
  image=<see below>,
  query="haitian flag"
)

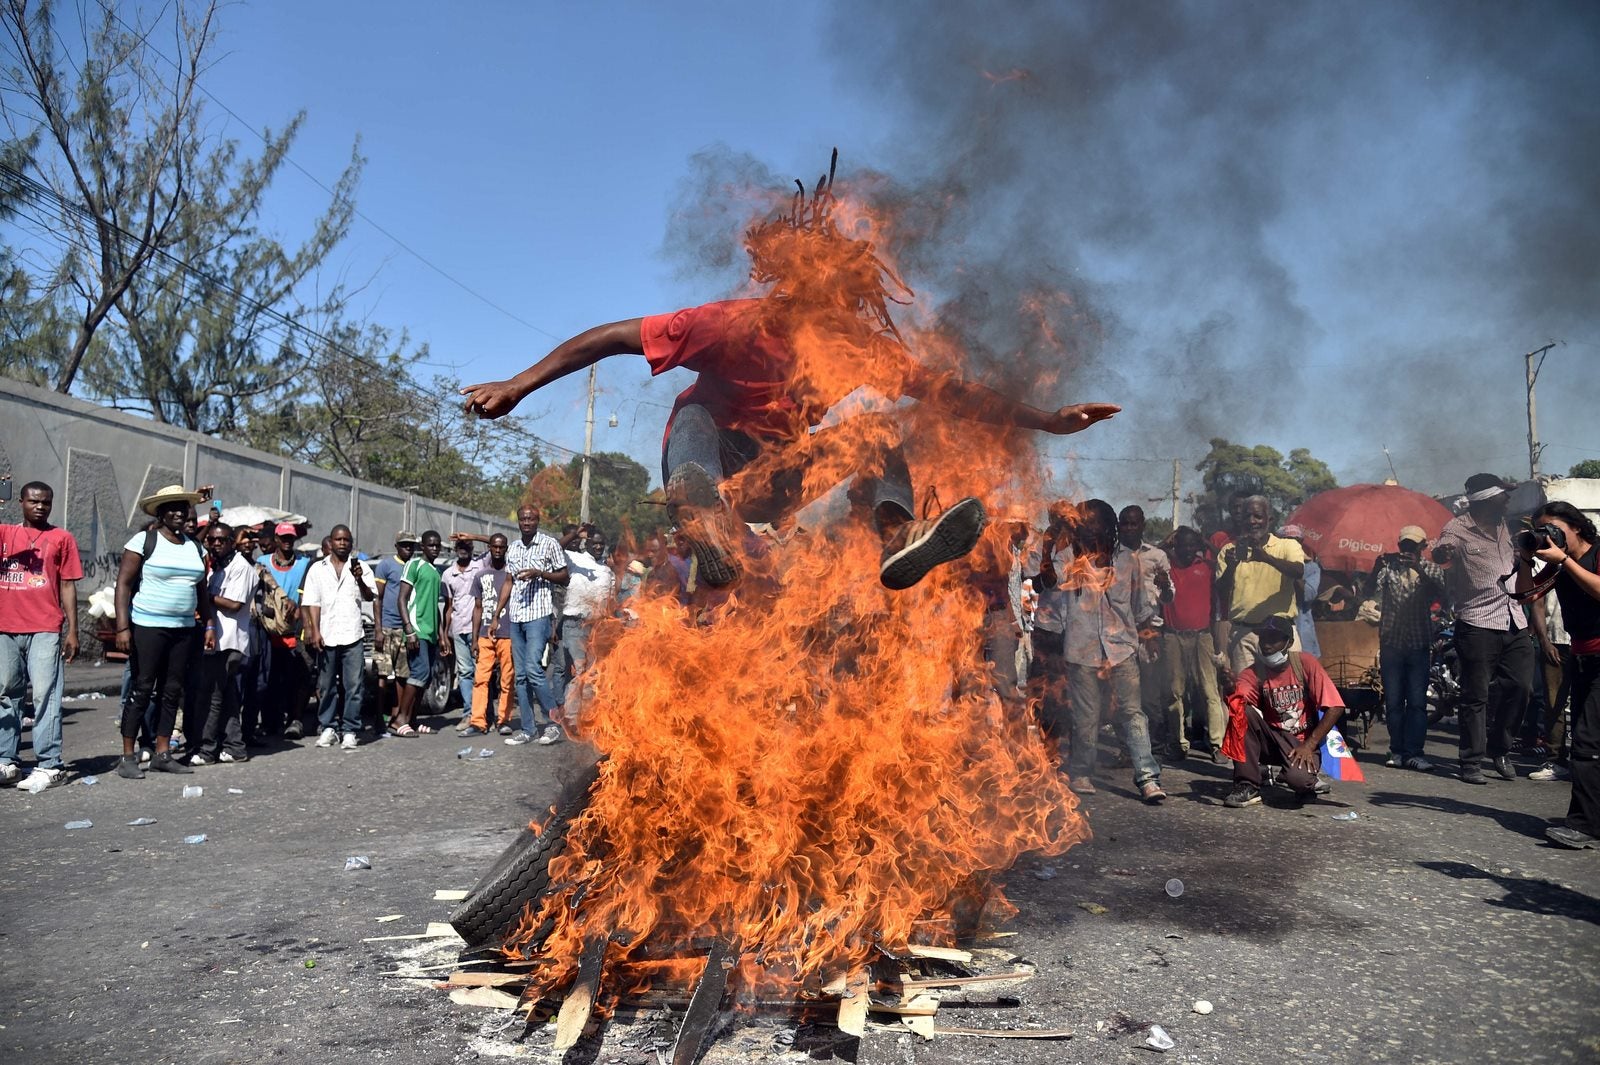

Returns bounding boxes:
[1320,727,1365,782]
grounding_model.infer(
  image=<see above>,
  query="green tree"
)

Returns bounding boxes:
[1192,438,1338,534]
[554,451,658,542]
[1568,459,1600,479]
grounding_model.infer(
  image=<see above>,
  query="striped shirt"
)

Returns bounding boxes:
[505,532,567,623]
[124,532,204,628]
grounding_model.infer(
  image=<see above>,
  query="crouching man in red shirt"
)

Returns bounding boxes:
[1222,616,1345,808]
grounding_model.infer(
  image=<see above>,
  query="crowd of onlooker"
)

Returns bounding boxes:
[972,472,1597,850]
[0,479,633,788]
[2,469,1596,850]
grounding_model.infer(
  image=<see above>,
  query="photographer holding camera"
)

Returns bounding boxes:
[1513,500,1600,849]
[1432,474,1532,785]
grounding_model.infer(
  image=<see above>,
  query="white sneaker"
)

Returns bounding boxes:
[315,727,339,748]
[0,762,19,786]
[139,748,153,764]
[341,733,359,751]
[1529,762,1570,782]
[218,751,243,763]
[504,731,531,746]
[187,753,214,767]
[19,766,63,793]
[536,725,564,746]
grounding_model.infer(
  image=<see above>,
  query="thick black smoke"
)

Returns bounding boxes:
[660,2,1599,493]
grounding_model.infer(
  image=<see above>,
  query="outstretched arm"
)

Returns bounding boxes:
[460,319,645,418]
[904,371,1119,435]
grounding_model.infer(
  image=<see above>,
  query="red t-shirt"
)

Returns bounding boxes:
[1229,652,1345,740]
[640,299,919,445]
[0,524,84,634]
[1163,558,1213,632]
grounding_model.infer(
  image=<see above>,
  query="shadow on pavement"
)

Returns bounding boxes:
[1366,789,1551,841]
[1418,860,1600,927]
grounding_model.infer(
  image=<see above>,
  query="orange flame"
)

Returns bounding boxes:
[505,179,1094,1000]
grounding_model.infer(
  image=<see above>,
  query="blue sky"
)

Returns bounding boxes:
[179,2,1599,510]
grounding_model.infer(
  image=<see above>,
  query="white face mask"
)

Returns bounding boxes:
[1259,650,1289,669]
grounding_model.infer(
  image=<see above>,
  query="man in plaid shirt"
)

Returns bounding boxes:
[1368,524,1447,771]
[503,504,568,745]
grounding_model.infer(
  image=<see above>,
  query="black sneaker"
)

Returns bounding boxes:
[1493,755,1516,781]
[1546,826,1598,849]
[149,752,194,775]
[1224,783,1262,808]
[283,720,305,740]
[880,497,987,590]
[1461,764,1488,785]
[667,464,741,587]
[116,754,145,780]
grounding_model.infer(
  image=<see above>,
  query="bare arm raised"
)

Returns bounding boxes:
[460,319,645,418]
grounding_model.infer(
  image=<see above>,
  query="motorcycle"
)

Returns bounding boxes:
[1426,621,1460,726]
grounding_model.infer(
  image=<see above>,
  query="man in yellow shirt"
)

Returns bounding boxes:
[1214,496,1306,677]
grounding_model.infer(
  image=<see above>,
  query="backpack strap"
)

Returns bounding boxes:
[141,527,159,561]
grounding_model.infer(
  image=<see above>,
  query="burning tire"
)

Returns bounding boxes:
[450,762,600,948]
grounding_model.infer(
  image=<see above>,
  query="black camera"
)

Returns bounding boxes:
[1514,522,1567,555]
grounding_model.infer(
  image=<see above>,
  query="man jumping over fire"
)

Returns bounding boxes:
[462,157,1119,590]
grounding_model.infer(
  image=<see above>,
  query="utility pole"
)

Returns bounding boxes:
[579,364,597,524]
[1525,342,1555,479]
[1171,459,1181,528]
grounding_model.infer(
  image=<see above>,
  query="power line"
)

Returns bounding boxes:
[88,0,562,343]
[0,161,635,472]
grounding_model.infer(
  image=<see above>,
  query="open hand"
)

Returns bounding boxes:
[460,380,523,419]
[1289,741,1320,774]
[1046,402,1121,435]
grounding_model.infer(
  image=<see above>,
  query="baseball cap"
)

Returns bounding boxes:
[395,530,421,545]
[275,522,299,537]
[1253,616,1295,641]
[1398,525,1426,545]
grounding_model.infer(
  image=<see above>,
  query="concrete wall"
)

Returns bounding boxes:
[0,377,516,587]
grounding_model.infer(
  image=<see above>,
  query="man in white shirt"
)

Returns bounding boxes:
[550,531,617,743]
[301,525,377,750]
[191,523,259,765]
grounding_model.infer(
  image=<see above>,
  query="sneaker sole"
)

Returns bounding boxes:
[668,466,741,587]
[1225,794,1263,808]
[880,497,988,590]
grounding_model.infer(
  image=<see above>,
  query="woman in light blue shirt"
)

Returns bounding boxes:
[114,485,210,779]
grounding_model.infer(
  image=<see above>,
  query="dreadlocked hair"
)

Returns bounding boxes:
[743,148,912,343]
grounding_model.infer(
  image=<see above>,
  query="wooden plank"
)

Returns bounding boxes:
[378,959,493,976]
[554,938,607,1052]
[671,935,740,1065]
[375,914,406,923]
[898,971,1035,991]
[837,968,869,1037]
[434,889,469,901]
[449,986,521,1010]
[441,971,527,988]
[906,944,974,965]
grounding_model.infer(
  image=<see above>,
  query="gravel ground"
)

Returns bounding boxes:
[2,688,1596,1065]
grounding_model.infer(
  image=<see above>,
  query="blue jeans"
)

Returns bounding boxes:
[1381,644,1431,760]
[1066,658,1162,788]
[0,631,65,770]
[552,617,593,714]
[509,616,556,733]
[317,641,366,735]
[453,632,476,710]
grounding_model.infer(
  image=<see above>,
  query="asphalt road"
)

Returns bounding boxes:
[2,687,1596,1065]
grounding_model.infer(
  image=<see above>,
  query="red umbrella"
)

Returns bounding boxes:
[1285,483,1454,574]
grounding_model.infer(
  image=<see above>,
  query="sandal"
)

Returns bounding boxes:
[415,724,436,735]
[389,724,417,738]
